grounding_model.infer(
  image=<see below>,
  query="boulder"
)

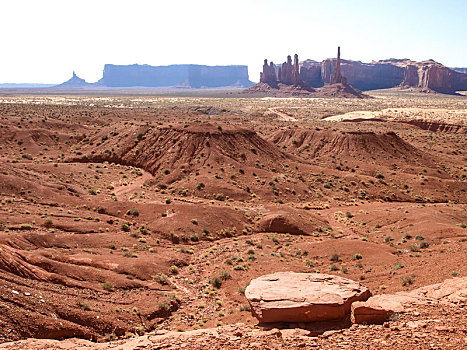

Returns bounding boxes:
[245,272,371,323]
[258,213,305,235]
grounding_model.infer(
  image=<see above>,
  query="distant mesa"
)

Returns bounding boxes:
[47,54,467,94]
[452,67,467,74]
[55,65,254,89]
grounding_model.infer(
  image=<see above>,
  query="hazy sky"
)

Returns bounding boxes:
[1,0,466,83]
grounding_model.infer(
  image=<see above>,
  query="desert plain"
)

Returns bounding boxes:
[0,90,466,349]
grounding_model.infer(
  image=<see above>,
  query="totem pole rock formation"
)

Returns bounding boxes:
[278,55,293,84]
[260,59,277,84]
[292,54,302,86]
[331,46,347,84]
[261,54,304,87]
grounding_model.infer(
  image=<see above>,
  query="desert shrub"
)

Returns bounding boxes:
[121,222,131,232]
[415,235,424,241]
[169,265,179,275]
[214,193,225,201]
[154,273,169,285]
[420,241,429,249]
[158,301,170,312]
[330,253,340,262]
[402,274,415,286]
[126,209,139,217]
[210,277,222,289]
[171,233,180,244]
[102,282,114,291]
[393,261,404,271]
[346,211,353,219]
[240,304,251,312]
[77,299,91,311]
[352,253,362,260]
[329,264,339,271]
[408,245,420,252]
[219,270,231,281]
[44,219,53,228]
[89,189,97,195]
[190,234,199,242]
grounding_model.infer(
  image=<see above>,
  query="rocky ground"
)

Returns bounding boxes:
[0,91,466,348]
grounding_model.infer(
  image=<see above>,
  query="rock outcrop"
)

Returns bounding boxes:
[319,58,467,94]
[278,56,293,84]
[400,60,467,93]
[319,59,405,90]
[299,60,322,86]
[245,272,371,323]
[259,59,277,85]
[258,213,306,235]
[248,49,367,98]
[331,47,346,84]
[260,54,304,87]
[55,72,91,88]
[351,277,467,324]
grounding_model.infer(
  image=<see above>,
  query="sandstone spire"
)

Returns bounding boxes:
[260,59,277,84]
[292,53,302,86]
[332,46,346,84]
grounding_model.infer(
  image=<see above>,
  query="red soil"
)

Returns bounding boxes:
[0,100,465,347]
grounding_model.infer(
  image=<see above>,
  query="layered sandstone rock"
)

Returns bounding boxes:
[261,54,304,87]
[278,55,293,85]
[260,59,277,85]
[351,277,467,324]
[400,60,467,93]
[245,272,371,323]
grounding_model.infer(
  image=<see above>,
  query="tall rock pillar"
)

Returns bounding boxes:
[292,54,302,86]
[260,59,277,84]
[332,46,346,84]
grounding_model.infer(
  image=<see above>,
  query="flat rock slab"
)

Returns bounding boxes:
[351,277,467,324]
[245,272,371,323]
